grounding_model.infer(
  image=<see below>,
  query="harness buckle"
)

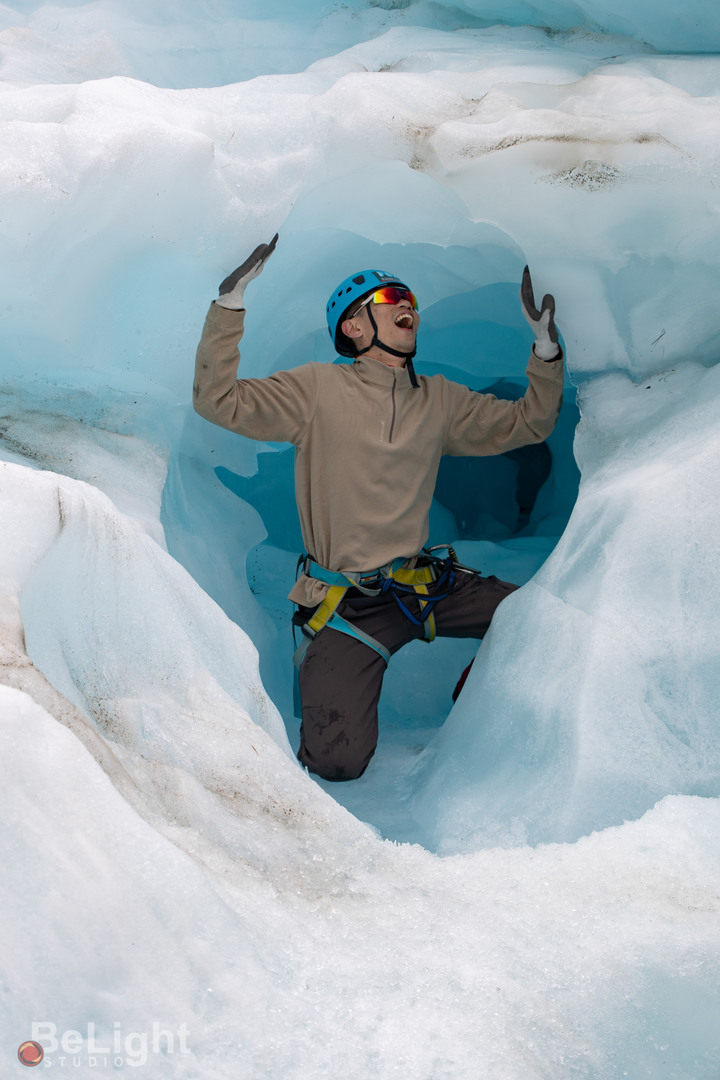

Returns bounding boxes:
[301,554,314,577]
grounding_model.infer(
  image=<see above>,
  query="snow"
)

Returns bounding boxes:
[1,1,720,1076]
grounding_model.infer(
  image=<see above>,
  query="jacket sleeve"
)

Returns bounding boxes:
[441,349,565,456]
[193,302,319,444]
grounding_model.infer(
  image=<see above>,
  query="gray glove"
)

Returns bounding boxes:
[215,233,278,310]
[520,265,560,361]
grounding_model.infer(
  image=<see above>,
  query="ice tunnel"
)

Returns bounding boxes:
[158,171,580,840]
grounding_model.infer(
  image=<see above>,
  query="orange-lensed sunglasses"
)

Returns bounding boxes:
[351,286,418,316]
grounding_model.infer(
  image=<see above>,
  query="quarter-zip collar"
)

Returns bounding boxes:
[350,353,416,389]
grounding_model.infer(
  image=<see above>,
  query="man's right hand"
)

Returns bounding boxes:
[215,233,279,310]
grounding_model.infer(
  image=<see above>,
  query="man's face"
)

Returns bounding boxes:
[352,289,420,356]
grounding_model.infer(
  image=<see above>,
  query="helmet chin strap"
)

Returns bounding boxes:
[355,305,420,387]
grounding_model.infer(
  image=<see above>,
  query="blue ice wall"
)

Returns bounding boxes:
[1,0,718,90]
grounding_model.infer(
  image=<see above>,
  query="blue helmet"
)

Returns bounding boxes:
[326,269,410,357]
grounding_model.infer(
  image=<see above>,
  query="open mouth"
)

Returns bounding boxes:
[395,312,414,329]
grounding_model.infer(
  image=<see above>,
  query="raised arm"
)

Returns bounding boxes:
[443,266,565,455]
[193,235,318,444]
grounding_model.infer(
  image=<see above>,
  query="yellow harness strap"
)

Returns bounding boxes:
[305,584,348,637]
[389,565,435,586]
[414,583,435,641]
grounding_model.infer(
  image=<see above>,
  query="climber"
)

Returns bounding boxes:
[193,235,564,781]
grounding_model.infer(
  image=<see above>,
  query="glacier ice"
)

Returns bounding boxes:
[1,0,720,1076]
[412,359,720,850]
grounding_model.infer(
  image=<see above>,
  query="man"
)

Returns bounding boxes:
[193,236,564,781]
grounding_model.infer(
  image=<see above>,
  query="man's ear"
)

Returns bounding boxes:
[340,316,365,342]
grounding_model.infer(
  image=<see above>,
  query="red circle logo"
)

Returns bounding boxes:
[18,1041,44,1067]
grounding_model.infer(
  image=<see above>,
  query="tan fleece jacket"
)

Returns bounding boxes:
[193,302,565,606]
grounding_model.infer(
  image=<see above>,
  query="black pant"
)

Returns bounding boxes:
[297,571,517,781]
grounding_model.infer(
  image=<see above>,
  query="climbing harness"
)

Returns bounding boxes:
[292,544,479,668]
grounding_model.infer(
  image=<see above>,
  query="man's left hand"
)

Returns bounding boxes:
[521,266,561,361]
[215,233,279,310]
